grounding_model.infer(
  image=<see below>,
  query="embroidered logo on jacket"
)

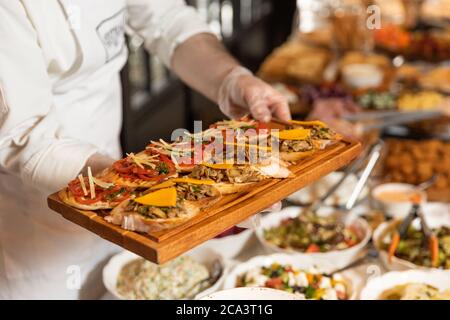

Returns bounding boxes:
[96,9,126,63]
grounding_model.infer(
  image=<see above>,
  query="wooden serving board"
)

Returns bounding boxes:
[47,139,361,264]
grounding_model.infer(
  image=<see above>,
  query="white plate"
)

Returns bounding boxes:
[287,172,369,207]
[360,270,450,300]
[102,247,227,300]
[223,253,356,299]
[255,206,371,273]
[201,287,303,300]
[373,203,450,271]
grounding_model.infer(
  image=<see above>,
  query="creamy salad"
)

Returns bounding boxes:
[117,256,210,299]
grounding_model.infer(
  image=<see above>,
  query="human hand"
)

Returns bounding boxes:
[81,152,116,176]
[236,201,282,229]
[218,66,291,122]
[308,98,361,121]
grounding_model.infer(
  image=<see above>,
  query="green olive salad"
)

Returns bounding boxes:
[263,212,362,253]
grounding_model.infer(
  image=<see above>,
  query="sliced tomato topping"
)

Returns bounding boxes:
[112,151,176,181]
[306,244,321,253]
[68,178,132,205]
[265,278,284,289]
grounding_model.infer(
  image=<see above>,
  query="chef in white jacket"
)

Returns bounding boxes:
[0,0,290,299]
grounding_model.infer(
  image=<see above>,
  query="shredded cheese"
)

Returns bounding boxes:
[93,177,115,189]
[127,153,144,169]
[128,152,160,169]
[171,154,181,171]
[78,174,88,196]
[87,167,96,199]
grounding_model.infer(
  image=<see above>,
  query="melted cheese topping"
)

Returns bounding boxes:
[223,142,272,151]
[171,177,215,185]
[134,187,177,207]
[201,163,235,170]
[274,128,311,140]
[149,180,176,190]
[289,120,327,128]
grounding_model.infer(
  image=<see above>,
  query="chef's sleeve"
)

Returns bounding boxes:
[126,0,217,67]
[0,3,99,193]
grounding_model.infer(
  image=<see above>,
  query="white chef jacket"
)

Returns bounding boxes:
[0,0,213,299]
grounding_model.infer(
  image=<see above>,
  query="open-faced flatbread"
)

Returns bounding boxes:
[288,120,343,149]
[105,178,221,234]
[189,160,292,195]
[99,150,178,188]
[275,120,342,162]
[59,172,135,210]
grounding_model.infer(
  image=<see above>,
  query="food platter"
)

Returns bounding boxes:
[48,137,361,264]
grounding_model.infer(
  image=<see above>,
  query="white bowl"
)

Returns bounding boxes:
[342,63,383,88]
[255,206,372,273]
[360,270,450,300]
[371,183,427,219]
[199,229,253,259]
[102,247,227,300]
[201,287,303,300]
[373,203,450,271]
[223,253,356,299]
[287,172,369,207]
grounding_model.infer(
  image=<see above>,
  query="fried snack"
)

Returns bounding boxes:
[339,51,390,70]
[382,139,450,201]
[397,91,444,111]
[258,41,331,84]
[420,67,450,93]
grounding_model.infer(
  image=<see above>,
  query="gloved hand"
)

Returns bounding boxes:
[236,201,282,229]
[218,66,292,122]
[308,98,361,121]
[81,152,116,176]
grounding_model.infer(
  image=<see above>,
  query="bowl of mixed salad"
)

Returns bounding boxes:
[223,254,354,300]
[103,246,226,300]
[374,205,450,271]
[201,287,304,300]
[256,207,371,272]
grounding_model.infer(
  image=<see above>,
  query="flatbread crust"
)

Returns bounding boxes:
[98,168,178,188]
[58,189,114,211]
[280,150,316,162]
[312,133,343,150]
[105,186,221,234]
[214,182,256,195]
[177,165,195,173]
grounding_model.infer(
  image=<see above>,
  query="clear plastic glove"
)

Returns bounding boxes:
[81,152,116,176]
[308,98,361,121]
[218,66,292,122]
[236,201,282,229]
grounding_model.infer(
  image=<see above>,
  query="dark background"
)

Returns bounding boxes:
[120,0,296,153]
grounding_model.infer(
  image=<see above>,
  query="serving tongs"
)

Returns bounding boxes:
[387,194,440,268]
[299,140,384,213]
[342,110,443,133]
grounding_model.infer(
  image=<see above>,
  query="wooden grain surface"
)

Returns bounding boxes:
[47,139,361,264]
